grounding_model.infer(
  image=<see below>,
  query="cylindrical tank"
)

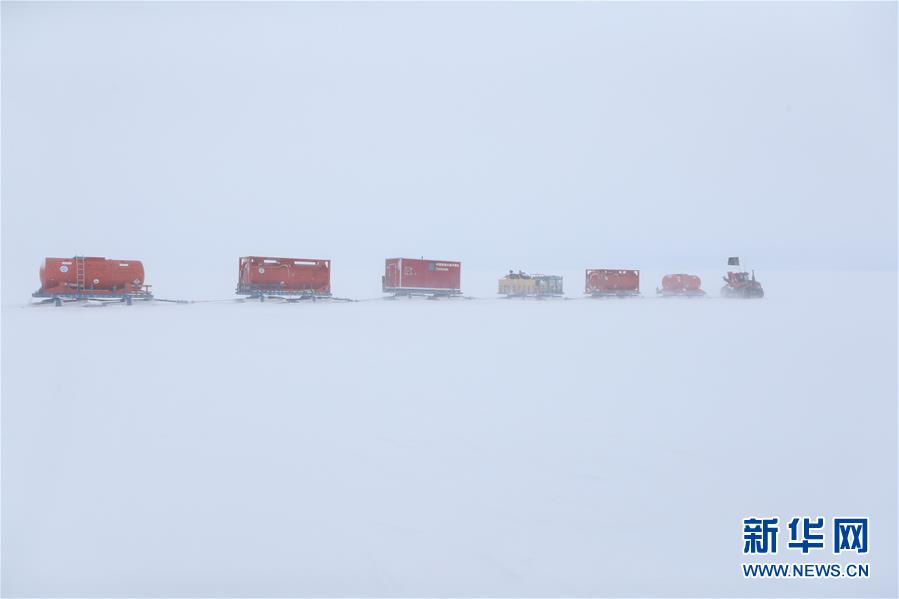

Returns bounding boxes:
[39,257,145,293]
[662,274,702,292]
[238,257,331,294]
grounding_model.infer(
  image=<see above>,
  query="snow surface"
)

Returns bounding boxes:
[1,269,895,596]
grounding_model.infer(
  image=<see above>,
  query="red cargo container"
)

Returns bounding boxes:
[35,256,150,299]
[658,274,705,296]
[382,258,461,296]
[585,269,640,296]
[237,256,331,296]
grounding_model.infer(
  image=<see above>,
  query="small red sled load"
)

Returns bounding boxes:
[721,257,764,299]
[585,268,640,297]
[33,256,152,305]
[657,274,705,297]
[382,257,461,297]
[236,256,331,299]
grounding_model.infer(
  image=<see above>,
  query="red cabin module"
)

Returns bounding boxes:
[658,274,705,296]
[34,257,151,301]
[382,258,461,296]
[585,269,640,297]
[237,256,331,297]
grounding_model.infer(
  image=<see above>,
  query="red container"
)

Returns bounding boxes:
[383,258,461,295]
[660,274,704,295]
[38,257,146,296]
[237,256,331,295]
[585,269,640,296]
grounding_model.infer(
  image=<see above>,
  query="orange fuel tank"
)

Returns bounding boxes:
[38,257,146,295]
[237,256,331,295]
[660,274,703,294]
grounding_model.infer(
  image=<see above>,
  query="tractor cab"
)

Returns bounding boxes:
[724,271,751,285]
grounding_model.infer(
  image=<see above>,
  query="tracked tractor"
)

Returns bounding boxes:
[721,257,764,299]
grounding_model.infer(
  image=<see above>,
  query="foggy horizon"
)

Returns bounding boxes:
[2,1,897,306]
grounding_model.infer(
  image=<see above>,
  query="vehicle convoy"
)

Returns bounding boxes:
[382,257,461,297]
[721,257,764,298]
[498,271,563,298]
[657,274,705,297]
[33,256,152,305]
[585,269,640,297]
[236,256,331,299]
[29,253,768,305]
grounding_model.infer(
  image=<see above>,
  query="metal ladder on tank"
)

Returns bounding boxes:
[74,256,86,293]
